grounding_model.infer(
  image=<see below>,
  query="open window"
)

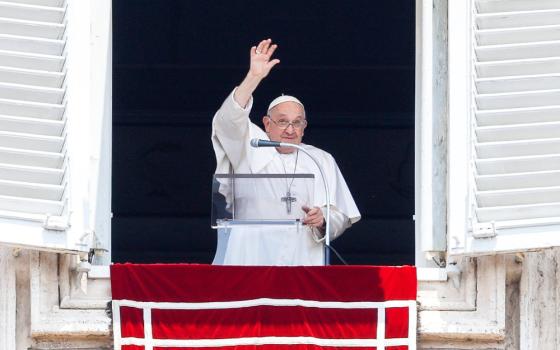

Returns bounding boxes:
[112,1,415,265]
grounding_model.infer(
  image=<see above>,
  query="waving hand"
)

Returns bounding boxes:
[234,39,280,107]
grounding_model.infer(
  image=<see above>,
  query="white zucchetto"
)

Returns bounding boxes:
[267,95,305,114]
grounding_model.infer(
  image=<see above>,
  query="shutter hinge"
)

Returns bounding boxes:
[42,215,70,231]
[472,221,497,239]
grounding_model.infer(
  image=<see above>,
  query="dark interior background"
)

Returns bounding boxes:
[112,0,415,265]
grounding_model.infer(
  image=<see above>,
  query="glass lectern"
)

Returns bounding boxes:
[211,173,315,227]
[211,173,325,265]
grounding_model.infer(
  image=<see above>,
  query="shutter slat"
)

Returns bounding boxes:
[7,0,64,7]
[476,74,560,94]
[0,162,63,184]
[0,98,64,119]
[0,81,64,103]
[0,49,64,71]
[476,154,560,175]
[476,25,560,45]
[476,89,560,109]
[0,194,62,215]
[476,170,560,190]
[0,17,64,39]
[476,40,560,62]
[0,178,63,200]
[476,121,560,142]
[476,202,560,222]
[476,138,560,158]
[476,105,560,126]
[0,34,63,55]
[0,130,63,152]
[0,2,65,23]
[477,9,560,30]
[477,186,560,207]
[0,114,64,136]
[0,66,64,88]
[0,147,63,168]
[476,57,560,78]
[477,0,560,14]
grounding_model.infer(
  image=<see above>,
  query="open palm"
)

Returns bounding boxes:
[249,39,280,79]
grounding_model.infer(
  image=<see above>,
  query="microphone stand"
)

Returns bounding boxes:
[251,140,331,265]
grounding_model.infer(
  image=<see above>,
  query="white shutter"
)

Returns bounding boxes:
[0,0,66,217]
[0,0,112,255]
[449,0,560,255]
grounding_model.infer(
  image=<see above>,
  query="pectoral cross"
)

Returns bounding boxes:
[281,192,297,214]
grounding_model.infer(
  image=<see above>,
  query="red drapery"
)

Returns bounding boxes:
[111,264,417,350]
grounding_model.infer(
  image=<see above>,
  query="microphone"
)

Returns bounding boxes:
[250,138,293,148]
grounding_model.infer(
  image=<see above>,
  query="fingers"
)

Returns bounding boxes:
[261,40,271,54]
[302,207,320,218]
[256,39,269,54]
[249,39,278,79]
[267,59,281,70]
[302,206,319,216]
[307,215,322,225]
[267,44,278,57]
[307,207,321,216]
[302,206,325,227]
[255,39,278,56]
[305,218,324,227]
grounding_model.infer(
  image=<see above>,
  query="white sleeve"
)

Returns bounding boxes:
[311,206,351,243]
[212,88,253,170]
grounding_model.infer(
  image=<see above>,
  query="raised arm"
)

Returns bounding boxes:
[234,39,280,108]
[212,39,280,172]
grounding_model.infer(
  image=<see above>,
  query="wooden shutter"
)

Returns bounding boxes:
[0,0,93,253]
[0,0,67,219]
[450,0,560,255]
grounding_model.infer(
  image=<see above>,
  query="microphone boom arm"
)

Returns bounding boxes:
[251,139,331,265]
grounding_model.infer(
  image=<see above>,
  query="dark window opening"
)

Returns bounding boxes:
[112,0,415,265]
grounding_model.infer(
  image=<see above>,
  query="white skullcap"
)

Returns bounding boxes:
[267,95,305,114]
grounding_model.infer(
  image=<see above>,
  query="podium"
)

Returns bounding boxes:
[211,174,325,266]
[211,173,315,226]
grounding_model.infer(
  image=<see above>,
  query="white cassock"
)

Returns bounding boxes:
[211,88,361,266]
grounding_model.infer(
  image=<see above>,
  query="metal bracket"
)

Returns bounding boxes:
[88,247,109,264]
[472,221,497,238]
[425,251,446,268]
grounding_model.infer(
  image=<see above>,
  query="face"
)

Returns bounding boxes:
[262,102,306,154]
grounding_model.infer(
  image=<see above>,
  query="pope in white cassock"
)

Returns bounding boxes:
[211,39,361,266]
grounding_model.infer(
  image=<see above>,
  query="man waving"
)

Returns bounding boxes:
[211,39,360,266]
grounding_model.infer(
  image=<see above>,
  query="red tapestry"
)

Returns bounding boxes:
[111,264,417,350]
